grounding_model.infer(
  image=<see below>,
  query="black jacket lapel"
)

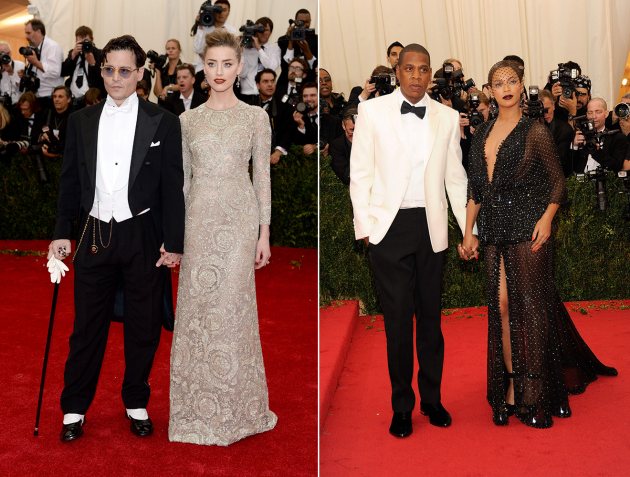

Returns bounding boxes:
[81,102,105,189]
[129,101,162,188]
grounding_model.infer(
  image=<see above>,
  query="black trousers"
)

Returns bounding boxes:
[60,213,163,414]
[369,208,445,412]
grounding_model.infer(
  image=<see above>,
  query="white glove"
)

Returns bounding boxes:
[47,256,69,284]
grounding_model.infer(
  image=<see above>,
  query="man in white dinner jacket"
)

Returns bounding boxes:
[350,43,475,438]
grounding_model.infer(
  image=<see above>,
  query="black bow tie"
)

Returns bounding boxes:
[401,101,426,119]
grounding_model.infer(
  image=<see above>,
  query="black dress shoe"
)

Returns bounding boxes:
[420,402,452,427]
[553,402,572,418]
[60,418,84,442]
[127,414,153,437]
[389,411,412,438]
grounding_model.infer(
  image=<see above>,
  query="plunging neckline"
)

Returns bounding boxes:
[483,117,522,185]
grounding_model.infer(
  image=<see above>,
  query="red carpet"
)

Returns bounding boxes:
[0,241,317,477]
[321,300,630,476]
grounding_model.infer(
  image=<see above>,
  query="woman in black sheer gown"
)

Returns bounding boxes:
[459,60,617,429]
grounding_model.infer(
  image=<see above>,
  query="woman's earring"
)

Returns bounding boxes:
[236,75,240,88]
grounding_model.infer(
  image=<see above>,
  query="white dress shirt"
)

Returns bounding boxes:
[69,56,90,99]
[180,91,193,111]
[240,42,281,95]
[90,93,139,223]
[192,24,239,72]
[283,48,316,70]
[0,59,25,104]
[396,88,431,208]
[31,36,64,97]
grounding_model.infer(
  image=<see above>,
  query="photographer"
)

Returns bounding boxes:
[606,92,630,132]
[459,92,490,171]
[539,89,574,177]
[278,9,318,82]
[275,57,308,102]
[162,64,205,116]
[15,91,44,148]
[0,41,25,105]
[347,65,395,107]
[61,26,104,107]
[545,62,587,123]
[319,68,346,119]
[23,19,64,108]
[191,0,238,73]
[38,85,72,159]
[239,17,281,105]
[151,39,183,104]
[291,82,319,155]
[254,69,293,165]
[571,98,627,174]
[329,107,357,186]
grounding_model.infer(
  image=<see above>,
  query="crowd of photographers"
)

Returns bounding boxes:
[323,43,630,216]
[0,3,321,178]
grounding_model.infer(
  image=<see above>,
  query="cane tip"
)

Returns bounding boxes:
[34,428,39,436]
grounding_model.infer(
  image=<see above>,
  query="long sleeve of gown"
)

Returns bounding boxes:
[180,114,193,201]
[527,121,567,205]
[252,108,272,225]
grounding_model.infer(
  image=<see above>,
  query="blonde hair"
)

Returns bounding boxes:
[0,104,10,130]
[203,29,242,61]
[165,38,181,51]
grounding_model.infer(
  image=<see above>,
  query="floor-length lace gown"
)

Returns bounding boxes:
[467,116,617,427]
[169,101,277,445]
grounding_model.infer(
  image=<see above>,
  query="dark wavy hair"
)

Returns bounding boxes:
[487,59,524,85]
[102,35,147,68]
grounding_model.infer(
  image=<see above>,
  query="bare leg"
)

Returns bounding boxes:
[498,257,514,406]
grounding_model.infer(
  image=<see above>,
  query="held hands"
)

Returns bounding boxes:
[155,244,182,268]
[531,215,552,253]
[457,233,479,261]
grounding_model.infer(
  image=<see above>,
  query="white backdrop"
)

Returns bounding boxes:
[29,0,317,65]
[321,0,630,107]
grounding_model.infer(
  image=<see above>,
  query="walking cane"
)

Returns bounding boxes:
[34,281,60,436]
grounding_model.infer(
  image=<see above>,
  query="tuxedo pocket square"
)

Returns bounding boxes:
[150,141,161,147]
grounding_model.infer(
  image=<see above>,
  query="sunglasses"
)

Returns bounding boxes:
[101,65,139,79]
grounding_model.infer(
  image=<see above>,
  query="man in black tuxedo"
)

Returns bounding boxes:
[540,89,574,177]
[162,63,205,116]
[570,97,627,174]
[291,82,318,156]
[277,8,317,82]
[48,35,184,442]
[329,107,356,186]
[61,26,105,108]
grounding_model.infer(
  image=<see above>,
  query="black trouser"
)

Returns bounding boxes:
[369,208,445,412]
[60,213,163,414]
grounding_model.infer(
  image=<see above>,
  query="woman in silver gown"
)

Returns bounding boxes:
[460,60,616,429]
[169,30,277,445]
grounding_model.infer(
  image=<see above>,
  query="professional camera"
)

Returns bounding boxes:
[0,139,29,157]
[0,92,11,108]
[0,53,11,65]
[614,102,630,120]
[281,79,307,113]
[289,19,315,42]
[80,39,94,54]
[430,62,474,101]
[146,50,167,70]
[466,93,485,128]
[19,46,35,57]
[198,1,223,27]
[525,85,544,119]
[370,73,396,96]
[37,126,64,155]
[19,70,40,93]
[577,167,609,212]
[574,115,611,151]
[240,20,264,49]
[548,63,579,98]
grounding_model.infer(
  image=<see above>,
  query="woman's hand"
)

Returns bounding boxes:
[531,214,552,252]
[458,233,479,261]
[254,235,271,269]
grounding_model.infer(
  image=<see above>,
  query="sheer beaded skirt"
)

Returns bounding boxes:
[485,240,616,425]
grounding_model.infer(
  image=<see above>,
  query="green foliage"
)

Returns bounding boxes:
[320,160,630,314]
[270,146,317,248]
[0,147,317,249]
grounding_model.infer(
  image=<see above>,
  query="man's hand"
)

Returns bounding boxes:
[303,144,316,155]
[573,129,585,148]
[155,244,182,268]
[270,150,282,164]
[619,117,630,136]
[48,239,71,261]
[457,233,479,261]
[558,92,577,116]
[362,237,369,247]
[551,82,562,100]
[85,51,96,66]
[297,40,312,59]
[321,143,330,156]
[360,79,376,101]
[70,41,82,60]
[25,52,42,71]
[293,110,305,128]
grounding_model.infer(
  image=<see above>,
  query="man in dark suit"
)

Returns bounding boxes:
[570,97,627,174]
[60,26,104,107]
[540,89,574,177]
[277,8,317,82]
[162,63,205,116]
[48,35,184,442]
[329,107,356,186]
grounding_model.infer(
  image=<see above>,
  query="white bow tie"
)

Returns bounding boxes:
[104,100,133,116]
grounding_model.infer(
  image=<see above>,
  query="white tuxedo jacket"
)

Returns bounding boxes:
[349,92,470,252]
